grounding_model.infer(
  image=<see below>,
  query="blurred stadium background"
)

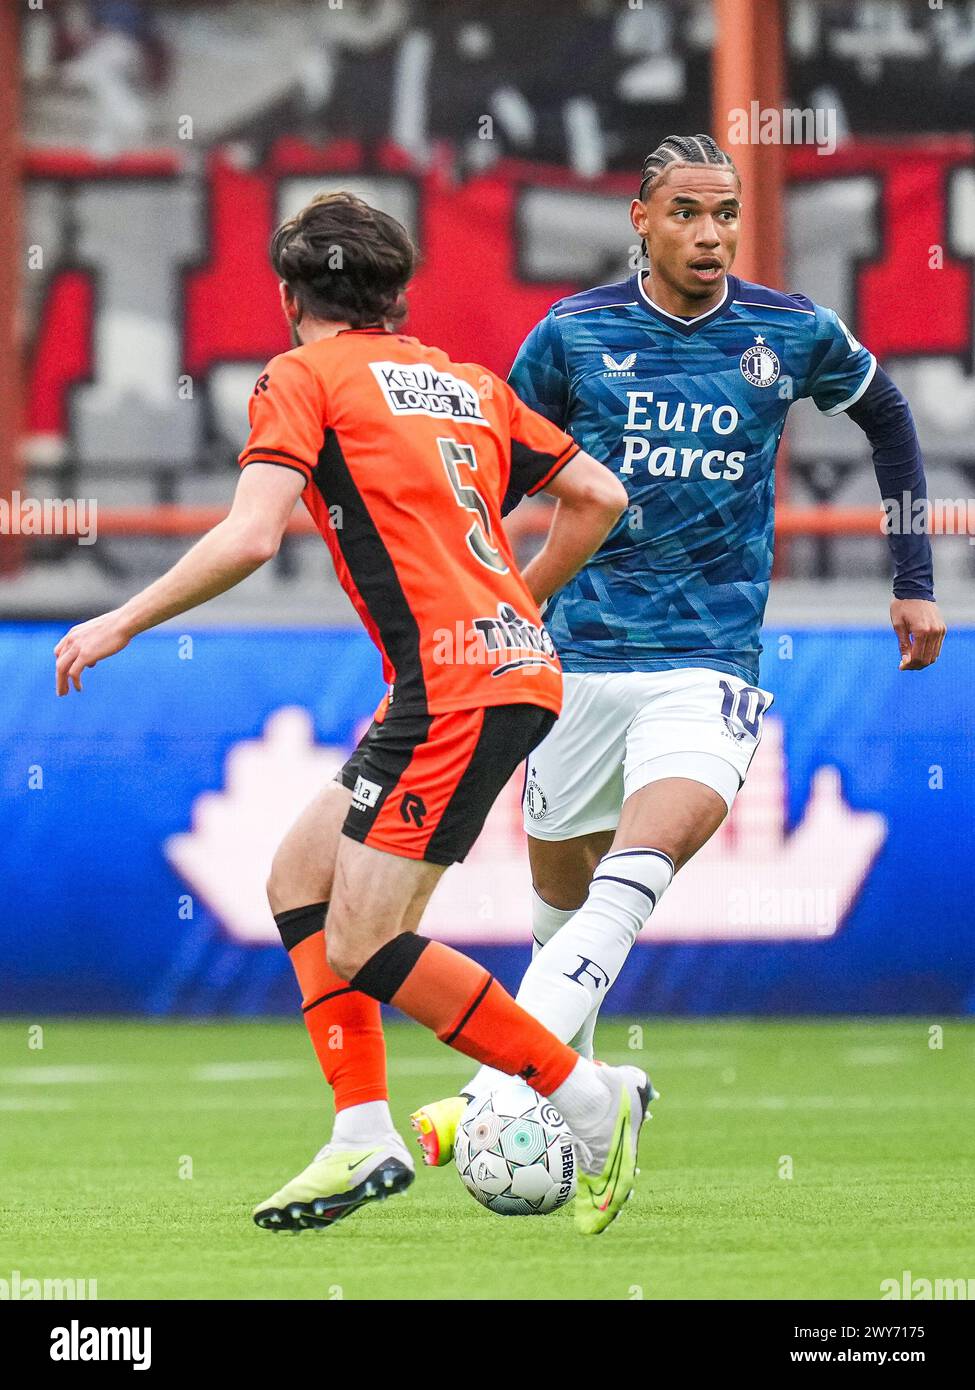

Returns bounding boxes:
[2,0,974,1018]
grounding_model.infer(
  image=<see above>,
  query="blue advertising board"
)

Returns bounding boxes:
[1,624,972,1015]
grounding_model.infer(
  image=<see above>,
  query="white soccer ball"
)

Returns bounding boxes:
[453,1081,577,1216]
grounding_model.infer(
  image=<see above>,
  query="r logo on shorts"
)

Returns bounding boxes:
[339,703,556,865]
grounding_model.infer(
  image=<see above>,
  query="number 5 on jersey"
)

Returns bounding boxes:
[438,438,509,575]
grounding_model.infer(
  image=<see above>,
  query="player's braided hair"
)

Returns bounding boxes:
[638,134,738,203]
[270,191,416,330]
[635,135,739,259]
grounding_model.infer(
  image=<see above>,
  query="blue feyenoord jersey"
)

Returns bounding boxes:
[508,272,876,683]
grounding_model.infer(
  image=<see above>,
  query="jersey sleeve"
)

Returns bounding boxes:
[507,311,571,427]
[238,351,328,486]
[801,304,877,416]
[499,376,581,505]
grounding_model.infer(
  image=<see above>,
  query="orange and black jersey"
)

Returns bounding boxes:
[239,329,580,717]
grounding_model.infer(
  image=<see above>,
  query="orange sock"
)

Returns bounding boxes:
[350,935,577,1096]
[274,902,388,1111]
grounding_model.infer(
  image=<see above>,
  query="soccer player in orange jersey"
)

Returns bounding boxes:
[54,192,652,1235]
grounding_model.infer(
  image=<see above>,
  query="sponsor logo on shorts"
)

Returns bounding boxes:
[352,775,383,811]
[720,717,748,743]
[399,792,427,827]
[369,361,488,424]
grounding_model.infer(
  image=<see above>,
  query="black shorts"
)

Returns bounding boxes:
[337,702,557,866]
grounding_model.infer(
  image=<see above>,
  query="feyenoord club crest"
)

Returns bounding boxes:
[525,779,548,819]
[739,336,780,387]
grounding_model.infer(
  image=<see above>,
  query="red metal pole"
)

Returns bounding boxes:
[712,0,790,573]
[711,0,785,288]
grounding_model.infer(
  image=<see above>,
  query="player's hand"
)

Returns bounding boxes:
[890,598,946,671]
[54,610,132,695]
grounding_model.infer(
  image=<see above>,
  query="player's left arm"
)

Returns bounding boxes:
[54,464,305,694]
[804,307,946,670]
[845,369,946,669]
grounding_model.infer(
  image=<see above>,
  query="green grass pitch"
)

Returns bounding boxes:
[1,1018,972,1301]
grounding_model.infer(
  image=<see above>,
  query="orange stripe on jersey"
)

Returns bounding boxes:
[238,331,571,717]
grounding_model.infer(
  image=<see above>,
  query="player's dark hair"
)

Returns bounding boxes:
[637,134,738,203]
[270,191,416,329]
[634,135,739,259]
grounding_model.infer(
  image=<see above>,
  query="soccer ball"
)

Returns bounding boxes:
[453,1081,577,1216]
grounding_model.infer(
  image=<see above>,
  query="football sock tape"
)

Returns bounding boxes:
[273,900,329,951]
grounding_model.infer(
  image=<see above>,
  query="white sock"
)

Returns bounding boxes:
[507,848,674,1050]
[531,889,598,1059]
[571,1005,598,1061]
[530,888,578,951]
[330,1100,398,1148]
[463,889,579,1096]
[549,1057,612,1138]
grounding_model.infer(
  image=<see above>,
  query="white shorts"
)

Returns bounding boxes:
[522,667,774,840]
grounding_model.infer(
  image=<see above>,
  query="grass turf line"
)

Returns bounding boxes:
[0,1018,972,1301]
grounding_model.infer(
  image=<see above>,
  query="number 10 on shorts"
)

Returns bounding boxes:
[718,679,771,740]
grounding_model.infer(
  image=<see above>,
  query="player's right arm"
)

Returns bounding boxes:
[54,353,321,695]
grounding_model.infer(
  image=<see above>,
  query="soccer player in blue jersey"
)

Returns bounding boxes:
[411,133,947,1166]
